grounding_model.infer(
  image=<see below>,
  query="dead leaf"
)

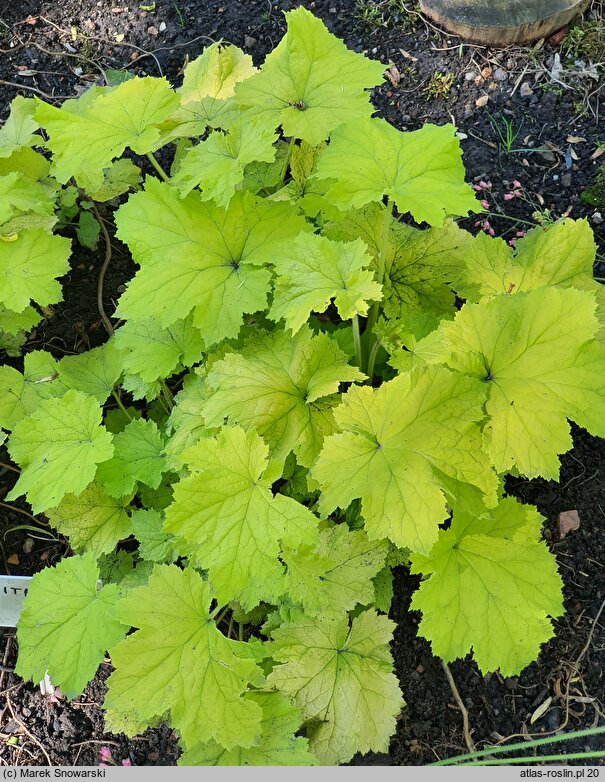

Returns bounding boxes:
[530,696,552,724]
[567,135,586,143]
[7,553,19,566]
[590,146,605,160]
[548,26,568,46]
[475,95,489,108]
[557,509,580,539]
[569,146,579,161]
[399,48,418,62]
[481,67,492,79]
[14,67,37,76]
[386,64,401,87]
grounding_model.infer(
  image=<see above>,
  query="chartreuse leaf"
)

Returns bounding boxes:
[46,483,132,557]
[267,609,403,764]
[173,117,277,204]
[164,370,210,469]
[0,97,38,157]
[0,172,55,227]
[161,42,257,140]
[131,508,177,563]
[179,692,317,766]
[0,146,50,181]
[458,218,598,299]
[15,552,126,699]
[35,77,179,189]
[326,205,467,319]
[410,497,564,676]
[113,314,203,384]
[86,158,142,202]
[164,426,318,608]
[428,287,605,479]
[268,233,382,333]
[0,228,71,312]
[6,390,114,513]
[315,119,478,225]
[0,304,40,336]
[374,312,449,373]
[0,350,67,430]
[234,7,384,145]
[311,367,497,554]
[96,418,166,499]
[104,564,264,749]
[202,327,365,467]
[271,141,339,220]
[58,341,123,404]
[282,524,388,617]
[115,179,306,346]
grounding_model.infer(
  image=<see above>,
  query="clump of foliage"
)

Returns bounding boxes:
[1,7,605,766]
[426,70,455,99]
[581,162,605,208]
[353,0,418,33]
[561,20,605,65]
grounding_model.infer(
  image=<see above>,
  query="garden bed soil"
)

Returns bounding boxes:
[1,0,604,766]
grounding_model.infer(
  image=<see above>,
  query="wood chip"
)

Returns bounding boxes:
[7,554,19,566]
[481,66,492,79]
[399,48,418,62]
[557,509,580,539]
[567,135,586,143]
[386,64,401,87]
[591,147,605,160]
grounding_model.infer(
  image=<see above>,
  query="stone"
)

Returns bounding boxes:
[591,211,603,224]
[493,67,508,81]
[244,35,257,48]
[519,81,534,97]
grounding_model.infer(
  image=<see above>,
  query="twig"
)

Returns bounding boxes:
[0,78,71,102]
[441,660,475,753]
[0,635,13,691]
[0,462,19,474]
[0,500,46,525]
[6,693,53,766]
[91,202,114,336]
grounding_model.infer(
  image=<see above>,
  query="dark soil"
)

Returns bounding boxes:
[1,0,604,767]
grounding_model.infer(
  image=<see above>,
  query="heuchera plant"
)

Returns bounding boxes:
[1,7,605,765]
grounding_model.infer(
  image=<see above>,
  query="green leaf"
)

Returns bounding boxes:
[315,120,478,225]
[0,147,50,181]
[180,43,257,104]
[164,370,210,469]
[410,497,564,676]
[459,218,598,299]
[202,326,365,467]
[267,609,403,764]
[374,311,449,373]
[179,692,318,766]
[96,418,166,499]
[310,366,497,553]
[0,304,40,336]
[76,209,100,249]
[36,77,179,189]
[87,158,142,202]
[429,287,605,478]
[268,233,381,333]
[0,228,71,313]
[15,552,126,699]
[234,7,384,145]
[113,314,203,384]
[104,564,264,748]
[326,205,467,319]
[46,482,132,557]
[58,341,123,404]
[0,350,68,430]
[172,118,277,205]
[115,179,306,346]
[282,524,388,616]
[131,508,176,563]
[164,426,318,608]
[0,172,55,227]
[0,97,39,157]
[6,390,114,513]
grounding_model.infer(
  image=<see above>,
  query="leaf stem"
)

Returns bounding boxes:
[146,151,169,182]
[111,389,133,421]
[362,198,393,378]
[365,337,382,384]
[160,380,174,412]
[352,316,362,370]
[278,137,296,188]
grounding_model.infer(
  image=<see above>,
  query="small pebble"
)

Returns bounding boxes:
[464,71,477,81]
[22,537,34,554]
[159,21,166,32]
[493,67,507,81]
[519,81,534,97]
[475,94,489,108]
[561,172,572,187]
[147,25,158,36]
[244,35,257,48]
[592,211,603,224]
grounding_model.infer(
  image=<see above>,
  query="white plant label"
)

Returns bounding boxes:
[0,575,32,627]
